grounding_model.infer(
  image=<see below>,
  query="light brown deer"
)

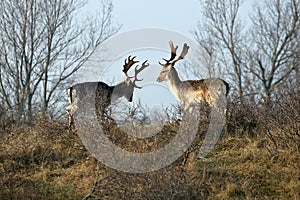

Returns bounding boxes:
[156,41,229,111]
[68,56,149,127]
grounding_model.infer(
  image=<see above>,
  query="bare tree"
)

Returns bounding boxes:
[247,0,300,106]
[192,34,219,78]
[0,0,120,122]
[194,0,246,103]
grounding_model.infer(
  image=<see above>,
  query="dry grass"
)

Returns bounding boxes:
[198,136,300,199]
[0,91,299,199]
[0,121,299,199]
[80,134,299,200]
[0,120,99,199]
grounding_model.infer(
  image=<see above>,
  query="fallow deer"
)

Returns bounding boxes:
[68,56,149,128]
[156,41,230,111]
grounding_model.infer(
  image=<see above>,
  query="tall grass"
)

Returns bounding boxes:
[0,90,299,199]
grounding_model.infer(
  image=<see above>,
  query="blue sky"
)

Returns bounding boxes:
[84,0,253,36]
[85,0,202,37]
[78,0,254,110]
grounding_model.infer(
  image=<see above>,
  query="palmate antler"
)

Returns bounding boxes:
[159,41,190,66]
[122,55,149,89]
[123,56,138,77]
[133,60,149,89]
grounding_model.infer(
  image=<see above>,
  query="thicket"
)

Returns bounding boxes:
[0,88,299,199]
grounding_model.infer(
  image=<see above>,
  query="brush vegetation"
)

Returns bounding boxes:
[0,92,299,199]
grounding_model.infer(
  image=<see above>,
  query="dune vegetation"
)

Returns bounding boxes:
[1,91,299,199]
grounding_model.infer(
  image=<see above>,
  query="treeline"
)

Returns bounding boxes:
[0,0,299,123]
[0,0,119,122]
[194,0,299,106]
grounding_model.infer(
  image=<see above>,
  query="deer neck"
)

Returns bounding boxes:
[166,67,182,101]
[112,81,128,99]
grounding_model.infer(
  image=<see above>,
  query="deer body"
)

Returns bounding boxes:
[68,56,148,127]
[157,41,229,110]
[68,80,133,117]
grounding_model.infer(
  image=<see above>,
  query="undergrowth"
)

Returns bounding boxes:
[0,91,299,199]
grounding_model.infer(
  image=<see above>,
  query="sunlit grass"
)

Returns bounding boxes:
[0,94,299,200]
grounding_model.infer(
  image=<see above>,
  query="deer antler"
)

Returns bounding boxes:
[159,41,190,66]
[133,60,149,89]
[174,43,189,62]
[123,56,139,76]
[166,41,178,62]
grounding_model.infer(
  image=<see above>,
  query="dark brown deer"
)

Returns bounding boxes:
[68,56,149,127]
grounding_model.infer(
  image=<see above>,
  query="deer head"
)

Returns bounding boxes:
[156,41,190,82]
[117,56,149,102]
